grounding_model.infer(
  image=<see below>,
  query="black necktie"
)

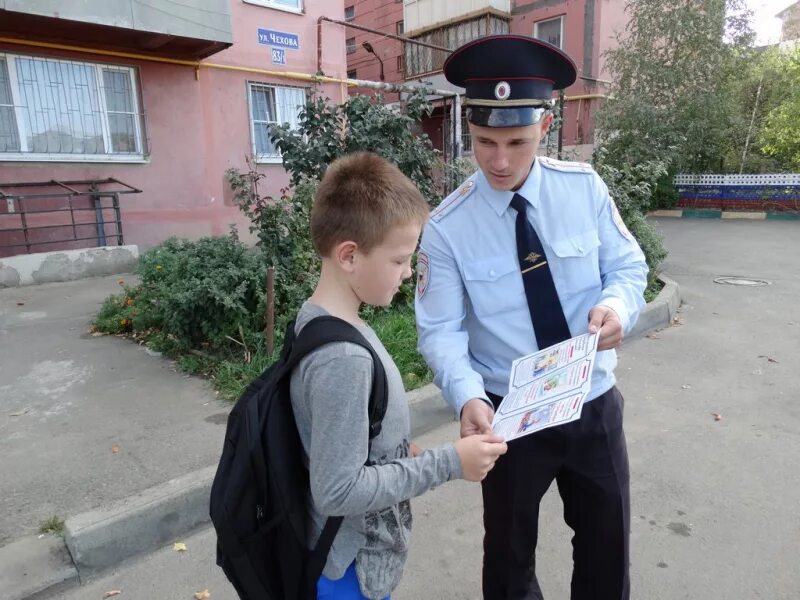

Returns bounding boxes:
[510,193,571,349]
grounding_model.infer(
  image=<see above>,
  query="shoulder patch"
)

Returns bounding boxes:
[416,249,430,299]
[609,200,634,241]
[538,156,593,174]
[431,177,476,222]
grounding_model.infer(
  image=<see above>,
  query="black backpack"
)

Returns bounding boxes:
[210,315,388,600]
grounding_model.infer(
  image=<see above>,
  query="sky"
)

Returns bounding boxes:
[745,0,795,44]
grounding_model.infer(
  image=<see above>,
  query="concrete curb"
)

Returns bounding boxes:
[0,245,139,288]
[629,274,681,339]
[64,466,216,576]
[57,392,456,584]
[23,276,679,596]
[650,209,800,220]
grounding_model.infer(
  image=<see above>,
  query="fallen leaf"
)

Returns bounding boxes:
[16,302,24,306]
[711,413,722,421]
[111,444,121,454]
[173,542,187,552]
[671,316,683,326]
[103,591,122,599]
[757,355,779,364]
[91,331,104,337]
[681,385,691,390]
[10,407,30,417]
[194,590,211,600]
[646,333,660,339]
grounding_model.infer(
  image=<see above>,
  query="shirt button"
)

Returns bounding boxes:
[577,246,584,252]
[489,269,496,277]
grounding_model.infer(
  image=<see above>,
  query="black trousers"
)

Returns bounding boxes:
[482,386,630,600]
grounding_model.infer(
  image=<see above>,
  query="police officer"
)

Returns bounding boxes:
[415,35,648,600]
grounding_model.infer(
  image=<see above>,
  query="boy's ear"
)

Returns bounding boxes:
[540,112,554,135]
[335,240,359,272]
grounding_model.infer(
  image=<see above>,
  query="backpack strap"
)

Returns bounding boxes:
[283,315,388,441]
[283,315,389,598]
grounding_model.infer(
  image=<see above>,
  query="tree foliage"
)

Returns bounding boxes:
[597,0,755,175]
[269,88,443,203]
[758,46,800,169]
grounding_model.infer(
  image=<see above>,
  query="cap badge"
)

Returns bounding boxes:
[494,81,511,100]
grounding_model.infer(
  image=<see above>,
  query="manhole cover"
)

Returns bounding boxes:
[713,276,771,287]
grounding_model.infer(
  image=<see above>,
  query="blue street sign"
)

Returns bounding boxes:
[271,47,287,65]
[257,28,300,50]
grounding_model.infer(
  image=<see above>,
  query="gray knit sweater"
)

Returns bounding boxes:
[289,302,462,599]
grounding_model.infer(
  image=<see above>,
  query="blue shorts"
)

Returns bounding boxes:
[317,562,390,600]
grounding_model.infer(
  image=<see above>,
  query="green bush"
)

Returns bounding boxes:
[593,150,668,287]
[94,234,267,350]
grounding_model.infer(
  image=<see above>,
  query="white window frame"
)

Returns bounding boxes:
[0,52,145,163]
[534,15,565,50]
[344,5,355,22]
[247,82,306,164]
[242,0,303,15]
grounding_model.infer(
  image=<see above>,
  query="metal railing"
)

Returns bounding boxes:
[0,178,141,257]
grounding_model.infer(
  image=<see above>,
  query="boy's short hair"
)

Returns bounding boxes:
[311,152,430,256]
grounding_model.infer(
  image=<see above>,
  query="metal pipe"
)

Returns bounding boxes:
[0,35,454,97]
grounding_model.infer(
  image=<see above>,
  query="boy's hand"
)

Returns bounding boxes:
[454,434,508,482]
[460,398,495,437]
[409,441,423,457]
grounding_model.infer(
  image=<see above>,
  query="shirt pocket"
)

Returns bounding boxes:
[462,253,523,317]
[549,230,602,298]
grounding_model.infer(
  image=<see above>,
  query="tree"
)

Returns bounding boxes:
[596,0,755,175]
[269,88,443,204]
[758,46,800,169]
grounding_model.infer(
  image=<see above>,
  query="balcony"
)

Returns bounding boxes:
[0,0,232,60]
[404,0,510,35]
[404,10,510,79]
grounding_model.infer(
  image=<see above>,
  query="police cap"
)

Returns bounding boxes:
[443,34,577,128]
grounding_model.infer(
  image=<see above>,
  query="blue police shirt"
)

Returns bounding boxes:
[415,156,648,416]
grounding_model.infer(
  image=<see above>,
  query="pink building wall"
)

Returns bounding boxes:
[1,1,348,253]
[345,0,404,102]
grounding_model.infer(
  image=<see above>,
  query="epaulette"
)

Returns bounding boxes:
[430,176,477,222]
[539,155,593,174]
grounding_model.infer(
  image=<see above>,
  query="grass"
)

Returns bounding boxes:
[367,307,432,391]
[39,515,65,537]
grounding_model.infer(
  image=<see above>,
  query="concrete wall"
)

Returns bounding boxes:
[0,245,139,287]
[0,0,348,254]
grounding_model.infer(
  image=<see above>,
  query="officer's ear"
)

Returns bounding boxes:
[540,112,555,135]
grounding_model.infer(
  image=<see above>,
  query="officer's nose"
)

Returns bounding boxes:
[491,149,509,172]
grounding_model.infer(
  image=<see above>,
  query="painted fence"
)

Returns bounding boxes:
[675,173,800,212]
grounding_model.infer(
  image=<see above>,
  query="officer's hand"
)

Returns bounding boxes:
[588,305,623,350]
[460,398,495,438]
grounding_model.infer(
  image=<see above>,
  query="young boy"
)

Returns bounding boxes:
[290,152,508,600]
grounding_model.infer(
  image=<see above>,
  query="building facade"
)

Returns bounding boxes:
[345,0,629,160]
[778,1,800,41]
[0,0,348,256]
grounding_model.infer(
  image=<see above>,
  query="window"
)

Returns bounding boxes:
[347,69,357,79]
[243,0,303,12]
[0,53,144,160]
[534,16,564,49]
[248,83,305,162]
[346,37,356,54]
[396,21,404,35]
[396,55,403,74]
[344,5,354,21]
